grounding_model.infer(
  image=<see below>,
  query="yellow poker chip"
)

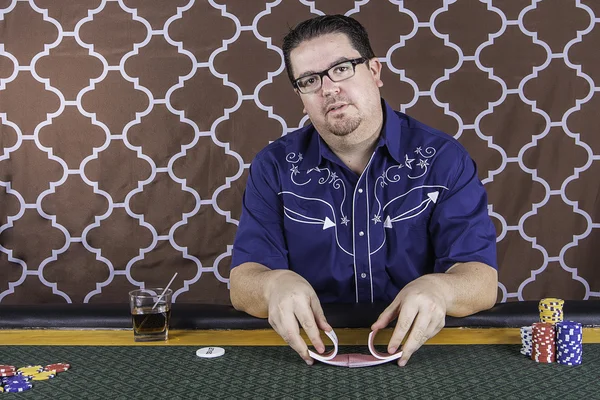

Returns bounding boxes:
[540,297,564,303]
[31,371,56,381]
[0,386,4,392]
[17,365,43,376]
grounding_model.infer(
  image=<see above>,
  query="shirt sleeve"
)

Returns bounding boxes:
[429,154,498,273]
[231,155,289,271]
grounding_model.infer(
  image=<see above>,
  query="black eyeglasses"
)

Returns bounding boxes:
[292,57,369,94]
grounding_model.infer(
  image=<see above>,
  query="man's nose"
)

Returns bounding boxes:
[321,75,340,95]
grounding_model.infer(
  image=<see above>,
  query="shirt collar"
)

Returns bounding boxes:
[380,99,404,165]
[300,99,403,170]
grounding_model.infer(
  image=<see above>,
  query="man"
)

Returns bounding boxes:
[229,15,498,366]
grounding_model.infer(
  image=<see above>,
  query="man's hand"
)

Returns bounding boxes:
[266,272,332,365]
[371,276,448,367]
[370,262,498,367]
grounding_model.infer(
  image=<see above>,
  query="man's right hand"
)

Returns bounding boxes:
[266,271,332,365]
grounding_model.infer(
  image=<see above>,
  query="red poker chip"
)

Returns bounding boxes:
[0,365,16,373]
[0,371,15,377]
[44,363,70,373]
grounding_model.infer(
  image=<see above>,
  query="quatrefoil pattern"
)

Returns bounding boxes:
[0,0,598,304]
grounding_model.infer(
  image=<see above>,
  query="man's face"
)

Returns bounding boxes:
[289,33,383,140]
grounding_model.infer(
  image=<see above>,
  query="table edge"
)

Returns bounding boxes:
[1,327,599,346]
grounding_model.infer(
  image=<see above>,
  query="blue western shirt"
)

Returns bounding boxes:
[231,100,497,303]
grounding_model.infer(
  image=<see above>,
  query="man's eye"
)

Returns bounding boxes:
[299,77,317,87]
[333,64,352,75]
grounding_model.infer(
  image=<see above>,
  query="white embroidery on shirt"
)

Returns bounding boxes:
[309,167,348,221]
[408,146,436,180]
[279,191,353,256]
[370,184,448,255]
[282,146,444,258]
[287,152,311,186]
[286,152,350,223]
[404,154,415,169]
[374,146,437,214]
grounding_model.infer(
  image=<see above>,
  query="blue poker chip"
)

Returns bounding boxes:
[558,360,582,366]
[2,375,31,385]
[4,382,33,392]
[557,322,582,332]
[558,349,581,353]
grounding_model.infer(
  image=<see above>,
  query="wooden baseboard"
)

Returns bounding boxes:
[1,327,599,346]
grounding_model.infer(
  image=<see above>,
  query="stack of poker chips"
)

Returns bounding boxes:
[0,363,69,393]
[531,322,555,363]
[0,365,35,393]
[520,326,533,356]
[556,321,583,366]
[538,298,564,324]
[519,298,584,366]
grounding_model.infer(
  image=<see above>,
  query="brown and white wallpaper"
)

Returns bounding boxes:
[0,0,598,305]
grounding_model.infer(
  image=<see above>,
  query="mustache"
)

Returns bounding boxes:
[323,98,351,112]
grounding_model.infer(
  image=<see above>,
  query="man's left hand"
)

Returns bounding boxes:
[370,276,448,367]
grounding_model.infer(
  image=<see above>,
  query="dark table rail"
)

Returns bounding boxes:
[1,301,599,329]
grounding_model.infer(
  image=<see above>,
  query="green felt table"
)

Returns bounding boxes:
[1,344,598,399]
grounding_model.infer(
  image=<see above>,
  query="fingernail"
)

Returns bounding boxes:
[398,359,407,367]
[388,347,397,354]
[305,359,313,366]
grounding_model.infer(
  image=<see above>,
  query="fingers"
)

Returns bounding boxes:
[395,308,445,367]
[271,310,314,365]
[386,302,418,354]
[296,302,325,355]
[371,302,400,332]
[396,311,429,366]
[269,294,330,366]
[311,294,332,333]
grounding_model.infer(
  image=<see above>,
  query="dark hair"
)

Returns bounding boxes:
[282,15,375,84]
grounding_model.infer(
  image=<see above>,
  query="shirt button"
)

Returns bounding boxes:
[360,273,367,278]
[358,188,363,193]
[359,231,364,236]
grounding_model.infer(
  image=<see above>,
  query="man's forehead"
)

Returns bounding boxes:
[290,33,360,75]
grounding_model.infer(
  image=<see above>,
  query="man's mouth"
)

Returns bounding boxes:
[327,103,348,114]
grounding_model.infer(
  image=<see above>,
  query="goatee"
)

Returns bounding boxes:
[327,115,362,136]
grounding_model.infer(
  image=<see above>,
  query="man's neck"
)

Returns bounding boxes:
[323,123,382,175]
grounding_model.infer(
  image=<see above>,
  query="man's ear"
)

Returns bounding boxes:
[369,58,383,88]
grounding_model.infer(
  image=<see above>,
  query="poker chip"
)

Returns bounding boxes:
[44,363,70,373]
[0,365,16,373]
[4,382,33,393]
[531,322,555,363]
[31,371,57,381]
[556,321,583,366]
[44,363,71,373]
[0,370,15,377]
[196,347,225,358]
[17,365,43,376]
[520,326,533,357]
[2,375,31,385]
[538,298,564,324]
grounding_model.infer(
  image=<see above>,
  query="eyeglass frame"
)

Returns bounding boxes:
[292,57,370,94]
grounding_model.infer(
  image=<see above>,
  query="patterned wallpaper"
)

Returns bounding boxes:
[0,0,598,305]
